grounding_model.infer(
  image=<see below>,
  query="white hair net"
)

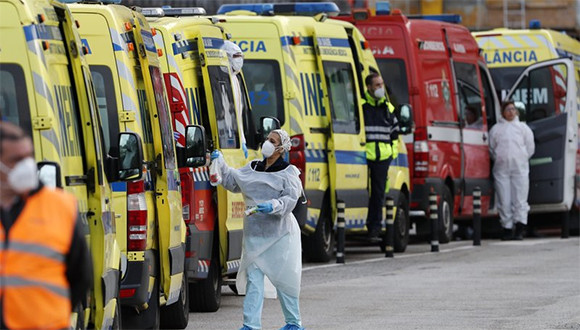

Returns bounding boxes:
[272,129,291,152]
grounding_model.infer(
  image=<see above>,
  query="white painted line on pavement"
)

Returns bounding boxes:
[303,244,475,272]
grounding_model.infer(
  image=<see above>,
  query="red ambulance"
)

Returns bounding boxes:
[337,5,501,242]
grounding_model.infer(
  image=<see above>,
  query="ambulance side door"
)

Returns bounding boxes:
[313,25,368,218]
[505,58,577,209]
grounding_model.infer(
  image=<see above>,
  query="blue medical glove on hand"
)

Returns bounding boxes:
[242,143,248,159]
[256,202,273,214]
[210,150,221,160]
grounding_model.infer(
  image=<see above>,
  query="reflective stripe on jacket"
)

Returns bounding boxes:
[362,91,399,161]
[0,187,77,329]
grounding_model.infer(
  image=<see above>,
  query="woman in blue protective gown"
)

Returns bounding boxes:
[210,129,304,330]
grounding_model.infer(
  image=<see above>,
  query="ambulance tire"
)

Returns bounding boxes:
[303,199,334,262]
[160,260,189,329]
[122,274,160,329]
[394,193,410,253]
[189,253,221,312]
[438,186,454,243]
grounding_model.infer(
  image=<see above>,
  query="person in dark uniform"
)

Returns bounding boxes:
[362,73,400,242]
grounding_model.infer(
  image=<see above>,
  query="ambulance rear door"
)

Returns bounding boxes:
[195,34,245,272]
[505,58,577,211]
[313,23,368,220]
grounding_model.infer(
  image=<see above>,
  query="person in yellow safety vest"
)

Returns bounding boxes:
[362,72,399,243]
[0,121,92,330]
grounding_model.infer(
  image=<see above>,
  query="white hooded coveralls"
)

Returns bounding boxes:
[214,156,302,299]
[489,116,535,228]
[223,41,246,148]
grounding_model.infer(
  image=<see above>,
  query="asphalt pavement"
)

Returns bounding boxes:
[186,235,580,329]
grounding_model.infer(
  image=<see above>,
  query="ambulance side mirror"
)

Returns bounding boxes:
[259,116,280,141]
[37,161,62,188]
[398,104,413,135]
[117,132,144,181]
[184,125,207,167]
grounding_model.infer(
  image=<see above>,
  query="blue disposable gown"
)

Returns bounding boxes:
[214,157,302,298]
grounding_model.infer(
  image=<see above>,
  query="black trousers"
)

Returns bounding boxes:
[366,158,391,233]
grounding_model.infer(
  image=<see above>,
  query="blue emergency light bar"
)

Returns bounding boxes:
[141,7,206,17]
[407,14,462,24]
[217,2,340,17]
[376,1,390,15]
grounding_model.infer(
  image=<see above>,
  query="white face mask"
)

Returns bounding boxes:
[0,157,39,194]
[261,140,278,158]
[231,57,243,74]
[373,87,386,99]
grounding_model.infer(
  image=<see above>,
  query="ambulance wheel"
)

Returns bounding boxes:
[394,193,410,253]
[189,255,221,312]
[303,201,334,262]
[160,261,189,329]
[122,274,160,329]
[438,186,454,243]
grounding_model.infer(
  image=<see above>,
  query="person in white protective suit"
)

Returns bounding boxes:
[210,128,304,330]
[223,40,248,158]
[489,101,535,240]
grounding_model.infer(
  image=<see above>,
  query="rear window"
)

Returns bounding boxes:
[150,65,176,169]
[243,60,284,126]
[376,58,410,107]
[207,65,239,149]
[90,65,120,156]
[323,61,360,134]
[0,64,32,135]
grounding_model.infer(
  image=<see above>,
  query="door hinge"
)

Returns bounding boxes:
[119,111,136,122]
[32,116,52,130]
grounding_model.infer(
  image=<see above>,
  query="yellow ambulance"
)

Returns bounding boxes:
[64,1,188,327]
[217,2,413,261]
[473,25,580,228]
[143,7,257,311]
[0,0,122,327]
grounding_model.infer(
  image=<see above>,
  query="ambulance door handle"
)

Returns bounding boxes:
[360,142,366,146]
[482,134,487,142]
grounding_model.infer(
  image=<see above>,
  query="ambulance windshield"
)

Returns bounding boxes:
[376,59,409,108]
[243,60,284,126]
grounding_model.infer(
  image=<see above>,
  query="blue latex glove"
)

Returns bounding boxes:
[256,202,273,214]
[210,150,221,160]
[242,143,248,159]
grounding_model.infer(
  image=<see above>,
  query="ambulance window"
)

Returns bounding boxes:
[207,65,239,149]
[0,64,32,135]
[509,63,567,123]
[243,60,284,126]
[149,66,176,169]
[90,65,120,156]
[454,62,479,89]
[454,62,483,127]
[479,65,496,127]
[376,59,409,107]
[237,74,258,149]
[323,61,359,134]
